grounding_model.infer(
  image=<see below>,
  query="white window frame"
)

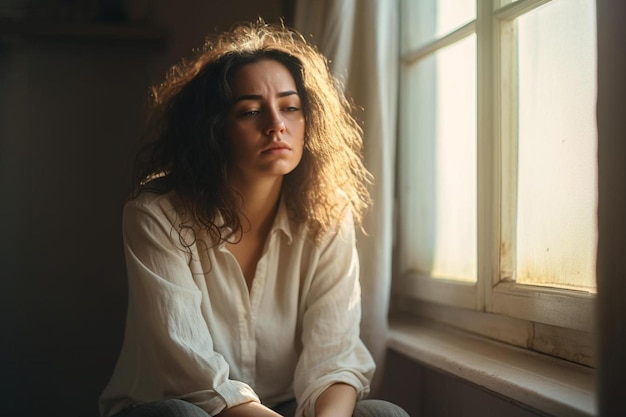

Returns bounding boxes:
[394,0,596,365]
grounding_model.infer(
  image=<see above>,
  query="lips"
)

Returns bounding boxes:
[261,143,291,153]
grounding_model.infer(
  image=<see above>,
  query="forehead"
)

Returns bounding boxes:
[230,59,297,96]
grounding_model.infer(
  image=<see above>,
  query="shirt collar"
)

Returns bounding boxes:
[272,194,294,244]
[216,194,294,247]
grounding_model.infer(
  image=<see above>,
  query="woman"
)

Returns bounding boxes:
[100,20,408,417]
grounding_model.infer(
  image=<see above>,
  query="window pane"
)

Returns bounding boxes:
[400,35,477,282]
[514,0,597,292]
[401,0,475,52]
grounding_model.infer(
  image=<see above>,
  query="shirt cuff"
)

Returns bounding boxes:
[212,380,260,415]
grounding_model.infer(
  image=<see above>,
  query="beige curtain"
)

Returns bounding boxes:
[294,0,399,393]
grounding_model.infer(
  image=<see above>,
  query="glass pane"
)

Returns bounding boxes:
[400,35,477,282]
[401,0,475,53]
[514,0,597,292]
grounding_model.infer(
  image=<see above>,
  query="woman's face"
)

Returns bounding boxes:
[226,59,305,185]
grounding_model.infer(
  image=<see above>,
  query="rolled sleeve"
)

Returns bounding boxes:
[294,212,376,417]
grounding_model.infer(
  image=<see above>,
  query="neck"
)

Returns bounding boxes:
[231,176,283,236]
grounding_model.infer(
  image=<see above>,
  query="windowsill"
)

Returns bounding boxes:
[388,314,597,417]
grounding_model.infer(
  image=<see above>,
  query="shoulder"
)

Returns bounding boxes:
[324,190,355,240]
[122,187,201,257]
[127,189,176,212]
[123,184,189,239]
[125,177,185,220]
[311,206,356,254]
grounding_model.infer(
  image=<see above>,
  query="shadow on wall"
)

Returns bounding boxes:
[379,350,546,417]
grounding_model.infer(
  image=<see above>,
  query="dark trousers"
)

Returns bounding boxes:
[114,398,410,417]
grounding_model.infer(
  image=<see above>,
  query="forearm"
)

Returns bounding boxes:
[217,401,282,417]
[315,383,357,417]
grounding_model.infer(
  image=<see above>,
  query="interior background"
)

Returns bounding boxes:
[2,1,625,416]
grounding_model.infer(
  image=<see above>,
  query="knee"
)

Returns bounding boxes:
[354,399,410,417]
[124,399,210,417]
[158,399,210,417]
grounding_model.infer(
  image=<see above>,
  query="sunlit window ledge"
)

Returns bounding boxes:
[388,314,596,417]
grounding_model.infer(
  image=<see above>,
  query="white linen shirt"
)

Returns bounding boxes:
[99,189,375,417]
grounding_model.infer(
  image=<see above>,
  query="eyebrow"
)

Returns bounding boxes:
[233,90,299,103]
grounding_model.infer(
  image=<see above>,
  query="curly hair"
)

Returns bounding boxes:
[134,19,372,245]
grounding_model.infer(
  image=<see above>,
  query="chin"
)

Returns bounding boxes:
[262,159,302,177]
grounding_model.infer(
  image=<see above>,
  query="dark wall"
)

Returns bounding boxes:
[0,2,285,416]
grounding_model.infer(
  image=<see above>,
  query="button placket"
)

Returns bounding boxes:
[239,308,256,384]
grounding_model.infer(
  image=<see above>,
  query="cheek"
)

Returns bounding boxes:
[296,118,306,143]
[226,131,253,167]
[228,122,257,148]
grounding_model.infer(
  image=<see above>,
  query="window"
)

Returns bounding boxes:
[395,0,596,366]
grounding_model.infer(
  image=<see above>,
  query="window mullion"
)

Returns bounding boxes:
[499,11,519,284]
[494,0,553,20]
[401,21,476,65]
[476,0,500,312]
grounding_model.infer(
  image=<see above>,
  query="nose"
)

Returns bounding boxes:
[264,109,286,136]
